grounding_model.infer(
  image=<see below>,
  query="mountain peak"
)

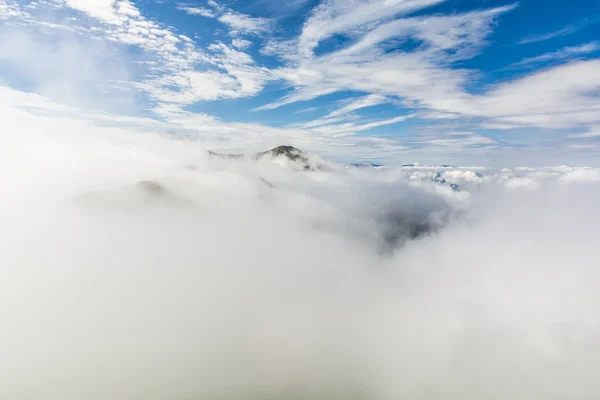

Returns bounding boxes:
[208,145,313,168]
[255,145,306,161]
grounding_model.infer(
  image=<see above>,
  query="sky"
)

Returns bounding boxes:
[1,0,600,165]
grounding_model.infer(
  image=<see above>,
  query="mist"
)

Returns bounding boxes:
[2,118,600,399]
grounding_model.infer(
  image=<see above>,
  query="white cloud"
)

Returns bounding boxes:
[3,94,600,400]
[567,128,600,140]
[442,60,600,129]
[232,38,252,50]
[177,1,273,37]
[0,85,531,164]
[0,86,378,156]
[63,0,122,25]
[569,144,595,149]
[218,11,273,36]
[311,114,413,136]
[518,25,580,45]
[260,5,515,112]
[327,94,388,118]
[259,3,600,134]
[140,70,243,103]
[508,42,600,69]
[427,131,496,147]
[295,107,318,114]
[0,0,24,18]
[560,168,600,182]
[137,41,273,106]
[207,0,224,11]
[298,0,447,58]
[177,6,215,18]
[0,0,277,113]
[294,94,389,128]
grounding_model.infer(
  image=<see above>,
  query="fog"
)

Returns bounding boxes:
[2,121,600,399]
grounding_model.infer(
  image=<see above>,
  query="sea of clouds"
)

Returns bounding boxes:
[2,117,600,399]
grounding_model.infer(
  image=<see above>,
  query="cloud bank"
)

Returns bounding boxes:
[2,99,600,399]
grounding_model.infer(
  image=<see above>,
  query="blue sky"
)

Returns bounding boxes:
[1,0,600,165]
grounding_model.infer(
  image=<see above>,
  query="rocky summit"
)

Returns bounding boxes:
[209,145,315,170]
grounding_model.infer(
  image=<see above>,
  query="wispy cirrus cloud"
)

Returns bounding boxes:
[507,42,600,69]
[518,16,600,45]
[518,25,580,45]
[298,0,447,58]
[293,94,389,128]
[426,131,497,148]
[256,2,600,135]
[310,114,413,136]
[258,4,517,112]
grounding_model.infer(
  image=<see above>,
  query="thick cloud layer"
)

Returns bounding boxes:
[1,122,600,399]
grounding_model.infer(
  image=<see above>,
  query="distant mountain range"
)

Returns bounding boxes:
[208,145,463,191]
